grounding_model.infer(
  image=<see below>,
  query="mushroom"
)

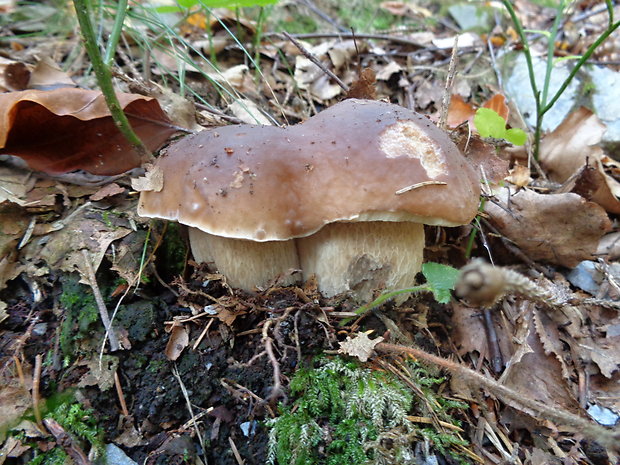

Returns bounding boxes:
[138,99,480,299]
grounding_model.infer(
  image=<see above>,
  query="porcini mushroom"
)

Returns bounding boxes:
[138,99,480,298]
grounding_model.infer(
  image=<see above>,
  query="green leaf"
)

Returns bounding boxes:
[421,263,460,304]
[505,128,527,146]
[473,107,507,139]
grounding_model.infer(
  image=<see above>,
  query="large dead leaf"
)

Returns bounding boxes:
[19,203,132,278]
[0,88,177,175]
[539,107,620,213]
[500,312,579,414]
[485,187,611,267]
[451,301,515,366]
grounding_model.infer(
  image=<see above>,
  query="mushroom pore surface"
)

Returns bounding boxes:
[138,98,480,295]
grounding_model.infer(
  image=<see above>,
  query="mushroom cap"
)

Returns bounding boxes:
[138,99,480,241]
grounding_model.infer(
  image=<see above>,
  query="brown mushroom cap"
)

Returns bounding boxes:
[138,99,480,242]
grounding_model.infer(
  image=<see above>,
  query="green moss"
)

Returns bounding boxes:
[58,274,101,358]
[116,301,156,342]
[266,357,410,465]
[16,398,104,465]
[267,357,473,465]
[158,222,187,279]
[147,359,167,374]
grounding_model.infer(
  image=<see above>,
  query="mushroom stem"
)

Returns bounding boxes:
[296,221,425,302]
[188,227,301,290]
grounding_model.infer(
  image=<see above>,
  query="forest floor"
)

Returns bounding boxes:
[1,1,619,464]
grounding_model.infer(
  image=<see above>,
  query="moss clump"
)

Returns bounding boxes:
[22,400,104,465]
[116,301,155,342]
[58,274,101,358]
[266,356,472,465]
[157,222,187,280]
[266,356,411,465]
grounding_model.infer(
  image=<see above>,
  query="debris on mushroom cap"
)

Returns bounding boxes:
[138,99,480,241]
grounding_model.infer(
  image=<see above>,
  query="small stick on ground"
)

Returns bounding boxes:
[171,364,208,464]
[229,436,245,465]
[43,418,92,465]
[114,370,129,416]
[32,353,43,428]
[282,31,349,92]
[81,250,120,352]
[438,35,459,130]
[375,342,620,451]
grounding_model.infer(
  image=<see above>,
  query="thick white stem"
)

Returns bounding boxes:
[296,221,424,302]
[188,227,301,291]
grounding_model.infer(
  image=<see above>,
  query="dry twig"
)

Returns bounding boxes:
[375,342,620,451]
[43,418,92,465]
[81,250,120,351]
[282,31,349,92]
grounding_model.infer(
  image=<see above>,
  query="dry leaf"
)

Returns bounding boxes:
[339,332,383,362]
[228,99,272,125]
[451,301,514,366]
[483,94,509,121]
[76,355,118,391]
[165,320,189,361]
[375,61,402,81]
[500,312,579,414]
[293,40,359,102]
[540,107,620,213]
[28,57,75,89]
[0,88,177,175]
[446,94,475,128]
[131,164,164,192]
[346,67,377,100]
[21,205,132,277]
[485,187,611,267]
[540,107,605,181]
[89,183,125,201]
[505,163,532,187]
[457,136,510,184]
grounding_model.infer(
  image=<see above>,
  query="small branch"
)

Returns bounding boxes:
[296,0,348,33]
[114,371,129,416]
[271,32,427,49]
[81,250,120,351]
[282,31,349,92]
[438,35,459,130]
[32,354,43,429]
[43,418,92,465]
[375,342,620,451]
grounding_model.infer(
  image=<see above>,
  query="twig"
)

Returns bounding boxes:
[296,0,348,33]
[455,259,563,309]
[171,364,208,464]
[114,371,129,416]
[438,35,459,130]
[395,181,447,195]
[81,249,120,351]
[43,418,92,465]
[262,319,284,404]
[32,354,43,428]
[282,31,349,92]
[229,436,245,465]
[375,342,620,451]
[271,32,427,49]
[195,102,245,125]
[13,355,26,387]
